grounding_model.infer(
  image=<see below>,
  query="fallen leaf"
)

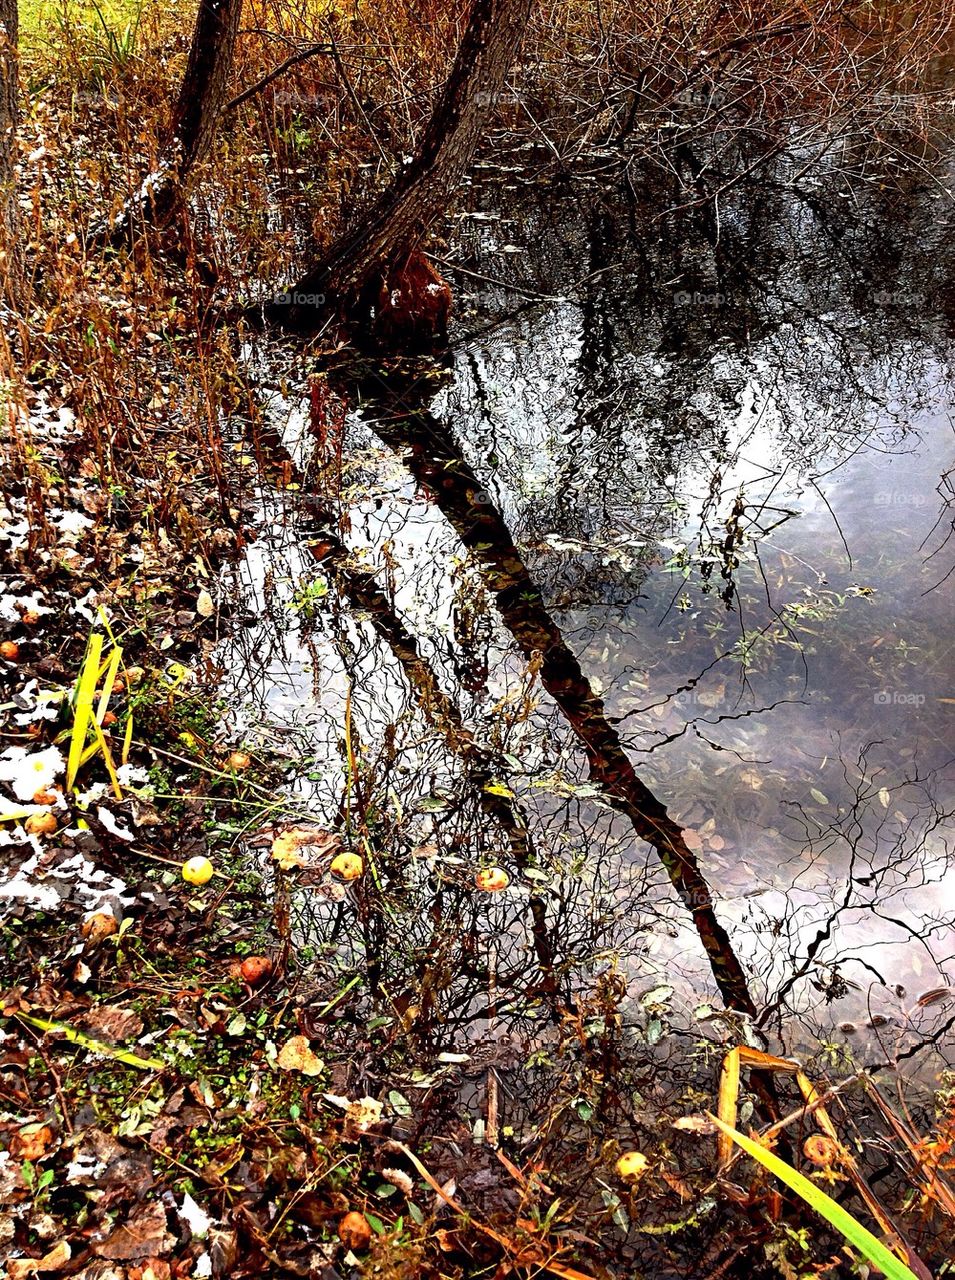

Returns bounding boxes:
[93,1201,176,1261]
[196,590,215,619]
[321,1094,384,1134]
[917,987,953,1007]
[11,1123,55,1161]
[270,826,341,871]
[79,1005,144,1044]
[129,1262,171,1280]
[276,1036,324,1077]
[671,1115,717,1134]
[7,1240,71,1278]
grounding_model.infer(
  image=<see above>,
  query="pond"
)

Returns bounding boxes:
[217,131,955,1115]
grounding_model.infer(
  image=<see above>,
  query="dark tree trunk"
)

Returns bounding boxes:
[166,0,243,195]
[254,0,534,339]
[95,0,243,243]
[0,0,24,311]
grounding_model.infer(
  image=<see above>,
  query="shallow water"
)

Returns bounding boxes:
[219,137,955,1078]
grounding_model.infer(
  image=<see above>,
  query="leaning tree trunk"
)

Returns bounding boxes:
[0,0,25,311]
[255,0,534,337]
[96,0,243,243]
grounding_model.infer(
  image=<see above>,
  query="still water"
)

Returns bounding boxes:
[219,136,955,1087]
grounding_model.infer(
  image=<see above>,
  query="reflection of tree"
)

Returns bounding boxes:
[444,141,955,613]
[351,381,756,1016]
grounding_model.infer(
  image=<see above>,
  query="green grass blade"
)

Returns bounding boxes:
[12,1011,164,1071]
[709,1115,922,1280]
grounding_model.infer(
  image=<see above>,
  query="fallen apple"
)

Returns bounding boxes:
[475,867,509,892]
[330,852,364,881]
[182,856,214,885]
[240,955,272,986]
[25,811,58,836]
[338,1211,371,1252]
[615,1150,649,1183]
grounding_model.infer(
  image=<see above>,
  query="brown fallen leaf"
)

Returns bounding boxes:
[93,1201,176,1261]
[916,987,953,1007]
[7,1240,71,1279]
[79,1005,145,1044]
[11,1123,55,1161]
[276,1036,324,1077]
[128,1260,172,1280]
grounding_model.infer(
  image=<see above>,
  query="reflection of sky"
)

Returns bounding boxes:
[221,162,955,1056]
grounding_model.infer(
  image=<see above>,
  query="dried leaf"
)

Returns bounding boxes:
[93,1201,176,1261]
[341,1096,383,1132]
[196,590,215,619]
[11,1123,55,1161]
[916,987,953,1007]
[276,1036,324,1077]
[79,1005,144,1044]
[672,1115,717,1134]
[7,1240,71,1279]
[270,826,341,871]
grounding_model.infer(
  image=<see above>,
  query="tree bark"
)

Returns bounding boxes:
[95,0,243,243]
[0,0,24,311]
[254,0,534,335]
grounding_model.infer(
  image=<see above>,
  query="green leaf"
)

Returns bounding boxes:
[388,1089,412,1118]
[418,795,451,812]
[709,1115,919,1280]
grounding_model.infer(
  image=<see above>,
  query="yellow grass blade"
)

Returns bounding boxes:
[122,708,134,765]
[12,1011,164,1071]
[95,644,122,724]
[66,632,103,791]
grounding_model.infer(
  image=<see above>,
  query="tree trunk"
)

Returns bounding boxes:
[96,0,243,243]
[254,0,534,338]
[0,0,24,311]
